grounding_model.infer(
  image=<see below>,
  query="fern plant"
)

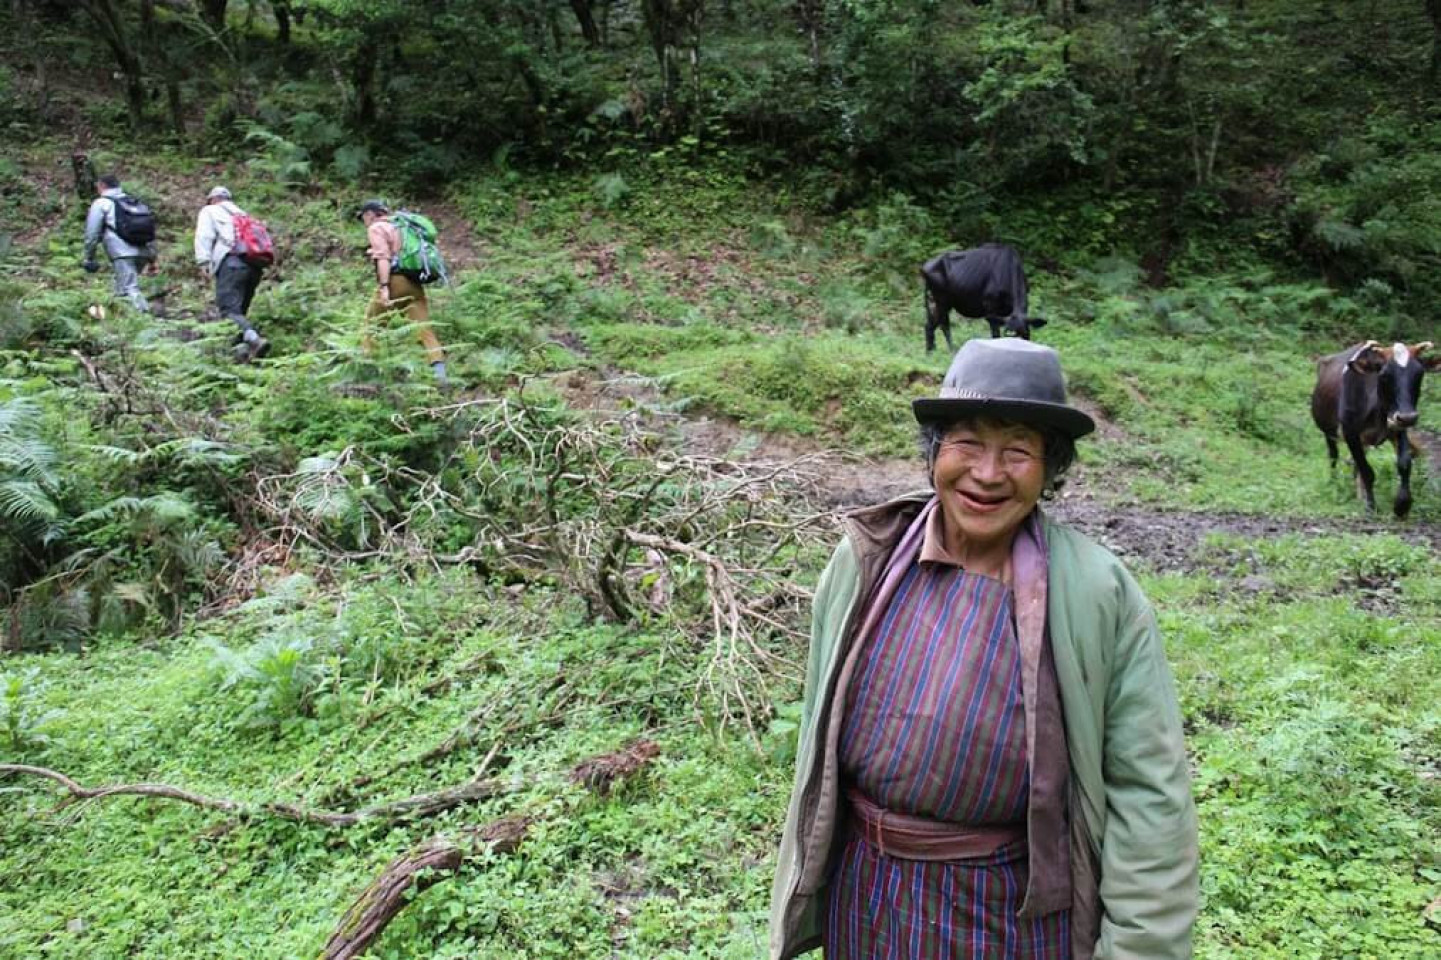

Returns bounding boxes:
[206,633,324,731]
[2,668,60,754]
[76,492,222,629]
[0,396,63,540]
[1,396,66,643]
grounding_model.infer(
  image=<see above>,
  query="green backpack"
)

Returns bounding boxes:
[390,211,448,285]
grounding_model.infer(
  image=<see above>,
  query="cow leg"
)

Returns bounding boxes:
[1393,431,1414,519]
[987,317,1003,338]
[924,290,939,352]
[1343,432,1377,512]
[926,293,954,353]
[1322,431,1339,471]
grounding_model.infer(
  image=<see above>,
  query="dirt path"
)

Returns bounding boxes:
[555,368,1439,575]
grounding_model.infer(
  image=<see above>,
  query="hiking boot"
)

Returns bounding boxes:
[248,337,271,361]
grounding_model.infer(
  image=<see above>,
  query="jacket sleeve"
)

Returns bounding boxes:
[800,539,854,724]
[1094,586,1199,960]
[194,207,214,266]
[83,199,106,261]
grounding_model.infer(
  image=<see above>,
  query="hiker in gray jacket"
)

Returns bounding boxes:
[194,186,270,361]
[82,174,156,313]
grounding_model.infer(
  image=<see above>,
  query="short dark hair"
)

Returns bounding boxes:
[97,173,121,189]
[918,417,1077,495]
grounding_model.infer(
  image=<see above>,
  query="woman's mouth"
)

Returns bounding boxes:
[956,489,1011,513]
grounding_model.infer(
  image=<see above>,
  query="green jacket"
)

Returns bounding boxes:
[769,494,1198,959]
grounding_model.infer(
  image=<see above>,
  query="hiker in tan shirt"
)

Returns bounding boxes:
[358,199,447,385]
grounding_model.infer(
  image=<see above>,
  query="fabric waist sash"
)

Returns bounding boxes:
[847,787,1025,862]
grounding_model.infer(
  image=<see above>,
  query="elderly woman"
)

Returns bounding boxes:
[770,339,1198,960]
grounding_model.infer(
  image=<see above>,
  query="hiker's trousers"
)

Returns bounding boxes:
[364,274,445,365]
[215,253,263,333]
[111,256,150,313]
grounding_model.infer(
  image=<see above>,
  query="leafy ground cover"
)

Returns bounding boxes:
[2,145,1438,957]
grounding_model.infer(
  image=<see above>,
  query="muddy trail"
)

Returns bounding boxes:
[558,369,1440,578]
[805,455,1441,576]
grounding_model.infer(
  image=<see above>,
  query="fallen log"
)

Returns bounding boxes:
[318,739,659,960]
[319,816,532,960]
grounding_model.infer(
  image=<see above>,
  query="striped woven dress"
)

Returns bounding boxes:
[824,560,1071,959]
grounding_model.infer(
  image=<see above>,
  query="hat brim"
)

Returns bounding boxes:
[912,397,1095,439]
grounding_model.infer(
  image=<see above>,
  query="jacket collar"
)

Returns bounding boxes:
[840,490,931,564]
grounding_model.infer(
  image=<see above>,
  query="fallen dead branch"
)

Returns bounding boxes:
[250,392,836,734]
[0,764,498,828]
[313,680,572,808]
[568,739,661,795]
[319,739,659,960]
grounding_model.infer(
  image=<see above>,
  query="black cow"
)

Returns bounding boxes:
[920,244,1045,352]
[1310,340,1439,518]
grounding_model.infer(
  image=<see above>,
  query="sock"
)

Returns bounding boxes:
[243,328,260,344]
[431,361,449,384]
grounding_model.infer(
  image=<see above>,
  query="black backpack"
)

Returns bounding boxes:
[110,193,156,246]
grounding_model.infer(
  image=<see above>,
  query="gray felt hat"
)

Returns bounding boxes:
[207,185,231,200]
[913,338,1095,439]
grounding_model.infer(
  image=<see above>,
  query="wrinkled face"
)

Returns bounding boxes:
[932,418,1047,557]
[360,210,378,227]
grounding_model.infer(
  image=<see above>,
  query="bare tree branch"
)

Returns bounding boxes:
[0,764,498,828]
[319,740,659,960]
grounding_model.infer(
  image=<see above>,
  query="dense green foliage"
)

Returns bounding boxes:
[1,1,1439,956]
[8,1,1441,316]
[1,146,1437,955]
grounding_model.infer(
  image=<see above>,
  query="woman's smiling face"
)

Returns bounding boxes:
[931,418,1047,562]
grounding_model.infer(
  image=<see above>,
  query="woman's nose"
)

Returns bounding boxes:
[970,449,1006,481]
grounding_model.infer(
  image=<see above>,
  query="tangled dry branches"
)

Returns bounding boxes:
[248,392,838,739]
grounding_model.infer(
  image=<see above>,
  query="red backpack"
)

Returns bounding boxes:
[227,204,275,267]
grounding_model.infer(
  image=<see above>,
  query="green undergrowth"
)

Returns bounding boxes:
[1146,535,1441,958]
[3,533,1437,956]
[0,567,792,958]
[2,144,1438,956]
[455,168,1438,522]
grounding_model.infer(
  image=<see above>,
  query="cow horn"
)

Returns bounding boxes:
[1349,340,1382,364]
[1414,341,1434,355]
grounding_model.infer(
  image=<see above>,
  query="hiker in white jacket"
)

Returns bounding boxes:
[194,186,269,361]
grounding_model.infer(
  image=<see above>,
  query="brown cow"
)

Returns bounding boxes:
[1310,340,1439,517]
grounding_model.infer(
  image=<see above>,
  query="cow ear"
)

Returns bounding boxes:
[1347,341,1388,374]
[1028,317,1047,329]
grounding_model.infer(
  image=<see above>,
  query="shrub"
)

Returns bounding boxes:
[206,632,324,732]
[1,669,60,754]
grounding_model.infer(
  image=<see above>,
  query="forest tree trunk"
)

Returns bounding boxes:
[273,0,291,44]
[199,0,227,32]
[1428,0,1441,82]
[570,0,601,47]
[352,37,378,126]
[77,0,147,130]
[140,0,186,137]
